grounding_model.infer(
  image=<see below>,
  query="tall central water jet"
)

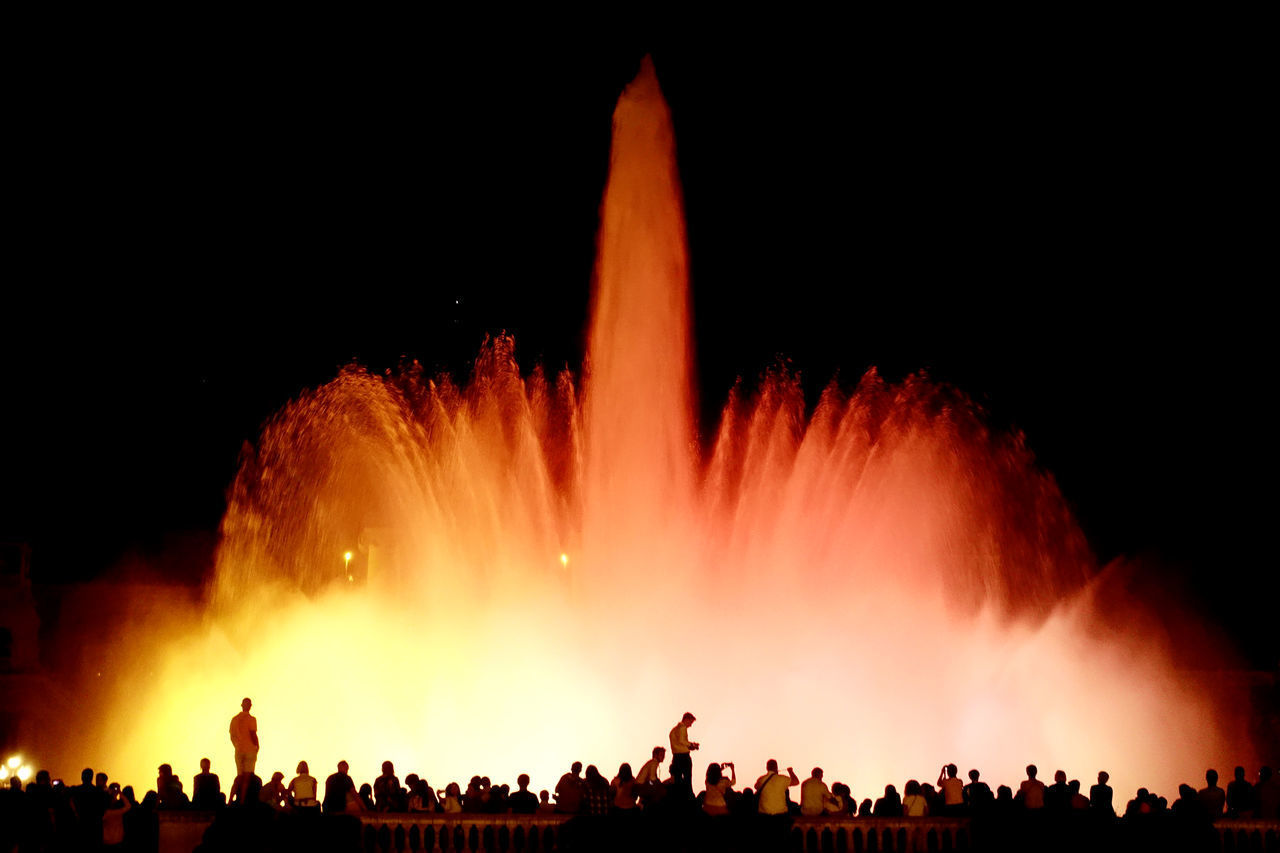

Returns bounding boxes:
[85,58,1251,801]
[583,57,695,586]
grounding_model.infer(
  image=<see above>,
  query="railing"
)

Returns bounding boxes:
[1217,819,1280,852]
[358,813,571,852]
[355,814,970,852]
[789,816,969,852]
[154,810,1280,853]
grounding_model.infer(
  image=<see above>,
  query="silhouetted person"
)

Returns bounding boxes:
[192,757,223,808]
[636,746,666,809]
[831,782,853,815]
[1226,765,1255,817]
[873,784,903,817]
[0,776,23,853]
[964,769,993,811]
[801,768,836,816]
[858,797,873,816]
[936,764,964,814]
[582,765,610,815]
[156,763,186,808]
[436,782,458,812]
[901,780,928,816]
[537,789,553,814]
[510,774,538,814]
[993,785,1014,817]
[25,770,56,851]
[669,712,699,799]
[1068,779,1089,810]
[1018,764,1046,809]
[343,780,366,814]
[703,762,736,816]
[102,782,130,850]
[555,761,583,814]
[1046,769,1070,810]
[70,767,104,849]
[1125,787,1154,817]
[463,776,485,812]
[490,783,510,814]
[1257,766,1280,819]
[358,784,375,811]
[1197,768,1225,817]
[323,761,355,814]
[755,759,798,815]
[260,772,287,810]
[288,760,319,811]
[228,772,262,807]
[409,779,437,812]
[611,764,638,812]
[374,761,402,812]
[1172,784,1204,820]
[1090,771,1114,816]
[229,697,259,777]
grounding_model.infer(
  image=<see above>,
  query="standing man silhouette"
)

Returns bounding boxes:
[229,698,259,778]
[668,712,699,799]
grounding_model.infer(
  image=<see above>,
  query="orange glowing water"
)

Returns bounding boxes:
[84,58,1251,803]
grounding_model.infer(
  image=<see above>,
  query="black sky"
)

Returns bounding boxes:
[3,21,1272,663]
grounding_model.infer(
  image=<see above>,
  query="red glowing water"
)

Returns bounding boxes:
[80,57,1252,803]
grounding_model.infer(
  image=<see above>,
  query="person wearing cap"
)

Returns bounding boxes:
[668,712,699,798]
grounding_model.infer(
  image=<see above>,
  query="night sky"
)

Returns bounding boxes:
[4,22,1272,664]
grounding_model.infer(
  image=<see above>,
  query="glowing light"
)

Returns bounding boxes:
[6,756,19,769]
[78,57,1252,802]
[17,765,32,782]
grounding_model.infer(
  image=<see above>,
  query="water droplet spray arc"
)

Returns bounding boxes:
[92,58,1249,801]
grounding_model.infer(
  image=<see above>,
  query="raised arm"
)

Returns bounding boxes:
[787,767,800,786]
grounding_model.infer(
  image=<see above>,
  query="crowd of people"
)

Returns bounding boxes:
[2,704,1277,851]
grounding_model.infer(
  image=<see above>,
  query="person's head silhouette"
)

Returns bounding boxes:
[1026,765,1038,780]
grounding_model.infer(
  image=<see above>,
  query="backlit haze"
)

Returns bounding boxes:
[72,58,1252,802]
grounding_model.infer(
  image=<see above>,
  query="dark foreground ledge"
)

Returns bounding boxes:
[156,809,1280,853]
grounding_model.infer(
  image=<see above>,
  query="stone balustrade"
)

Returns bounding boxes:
[1216,820,1280,852]
[789,815,970,851]
[358,813,570,852]
[154,810,1280,853]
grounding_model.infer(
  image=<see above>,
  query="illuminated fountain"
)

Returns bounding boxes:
[88,58,1251,800]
